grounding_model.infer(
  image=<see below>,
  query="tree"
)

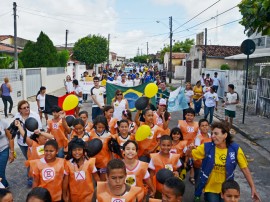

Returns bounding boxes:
[238,0,270,36]
[73,35,108,68]
[58,50,69,67]
[20,31,60,67]
[159,38,194,63]
[0,53,23,69]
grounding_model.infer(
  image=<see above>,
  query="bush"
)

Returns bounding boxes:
[220,64,230,70]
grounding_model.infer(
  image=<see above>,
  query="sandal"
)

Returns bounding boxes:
[189,177,195,185]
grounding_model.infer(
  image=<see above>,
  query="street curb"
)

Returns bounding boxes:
[214,114,270,153]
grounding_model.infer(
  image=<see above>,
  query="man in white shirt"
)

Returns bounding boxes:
[222,84,239,129]
[90,77,106,120]
[117,74,128,87]
[212,72,221,93]
[200,73,205,88]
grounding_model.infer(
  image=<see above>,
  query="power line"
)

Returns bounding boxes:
[207,18,241,30]
[0,11,12,17]
[173,0,221,32]
[174,5,238,34]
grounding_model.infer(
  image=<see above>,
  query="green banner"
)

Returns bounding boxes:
[106,82,156,111]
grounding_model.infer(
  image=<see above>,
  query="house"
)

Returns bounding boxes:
[164,52,187,72]
[0,35,30,57]
[186,45,241,83]
[109,52,126,68]
[0,43,23,56]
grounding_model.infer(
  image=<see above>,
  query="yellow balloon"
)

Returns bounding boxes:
[63,95,79,111]
[135,125,152,141]
[144,83,158,98]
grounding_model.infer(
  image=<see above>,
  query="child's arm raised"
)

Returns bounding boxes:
[134,110,142,127]
[14,120,33,147]
[60,111,72,134]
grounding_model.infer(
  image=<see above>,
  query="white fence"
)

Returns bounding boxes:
[0,67,66,112]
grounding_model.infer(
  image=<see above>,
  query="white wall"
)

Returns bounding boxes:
[174,65,186,80]
[191,69,202,85]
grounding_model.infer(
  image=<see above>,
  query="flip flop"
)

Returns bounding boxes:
[189,177,195,185]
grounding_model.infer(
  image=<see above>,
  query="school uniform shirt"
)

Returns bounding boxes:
[225,92,239,112]
[212,77,220,86]
[178,120,199,145]
[184,89,194,103]
[113,99,127,121]
[153,112,170,134]
[204,92,219,108]
[14,111,42,147]
[137,123,163,157]
[125,160,150,195]
[89,130,112,169]
[149,153,181,192]
[108,117,118,135]
[96,182,144,202]
[115,133,135,147]
[170,140,188,158]
[27,141,44,160]
[91,86,106,108]
[74,85,83,101]
[200,77,205,86]
[31,157,65,201]
[37,94,46,109]
[47,119,68,148]
[192,144,248,194]
[134,78,141,86]
[70,131,91,142]
[64,158,97,201]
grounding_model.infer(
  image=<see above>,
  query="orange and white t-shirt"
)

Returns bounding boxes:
[64,158,97,201]
[89,130,112,169]
[170,140,188,158]
[69,131,91,142]
[137,123,164,157]
[31,157,65,201]
[96,182,144,202]
[27,141,45,160]
[115,133,135,147]
[47,119,68,148]
[108,117,118,135]
[149,153,181,192]
[178,120,199,145]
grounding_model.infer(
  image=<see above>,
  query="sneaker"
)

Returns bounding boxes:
[8,113,14,118]
[194,196,200,202]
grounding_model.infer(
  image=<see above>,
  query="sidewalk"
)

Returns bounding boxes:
[214,101,270,153]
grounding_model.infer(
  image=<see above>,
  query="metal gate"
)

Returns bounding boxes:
[25,68,41,97]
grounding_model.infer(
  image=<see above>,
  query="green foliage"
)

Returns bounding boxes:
[159,38,194,63]
[58,50,69,67]
[73,35,108,68]
[133,55,152,63]
[220,64,230,70]
[238,0,270,36]
[20,31,61,67]
[0,53,23,69]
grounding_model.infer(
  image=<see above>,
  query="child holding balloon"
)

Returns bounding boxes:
[135,109,164,159]
[89,115,113,181]
[123,140,156,198]
[47,106,68,158]
[63,137,100,202]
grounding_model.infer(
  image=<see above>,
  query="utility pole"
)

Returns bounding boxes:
[147,42,149,56]
[204,28,207,68]
[65,29,68,50]
[13,2,18,69]
[137,47,140,56]
[169,16,173,84]
[107,33,110,69]
[141,49,142,56]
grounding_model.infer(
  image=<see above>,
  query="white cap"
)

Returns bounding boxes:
[159,98,167,106]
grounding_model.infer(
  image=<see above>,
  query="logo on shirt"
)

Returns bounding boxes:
[75,171,86,181]
[125,174,136,186]
[229,152,235,160]
[42,167,55,181]
[219,154,227,163]
[187,126,195,133]
[52,123,59,129]
[111,198,126,202]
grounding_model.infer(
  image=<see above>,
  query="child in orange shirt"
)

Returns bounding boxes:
[89,115,112,181]
[93,159,144,202]
[122,140,155,198]
[63,137,100,202]
[47,106,68,158]
[135,109,164,159]
[78,110,93,133]
[149,135,182,198]
[15,120,54,161]
[31,140,65,201]
[103,106,118,135]
[122,109,137,134]
[193,119,212,186]
[115,120,135,146]
[169,127,188,158]
[61,112,91,142]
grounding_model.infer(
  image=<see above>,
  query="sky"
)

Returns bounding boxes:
[0,0,247,58]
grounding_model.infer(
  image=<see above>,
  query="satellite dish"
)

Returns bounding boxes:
[241,39,256,55]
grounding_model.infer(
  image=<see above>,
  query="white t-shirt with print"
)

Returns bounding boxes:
[204,92,219,107]
[225,92,239,111]
[184,90,194,103]
[91,86,106,107]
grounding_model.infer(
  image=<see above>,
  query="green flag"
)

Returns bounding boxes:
[106,82,156,112]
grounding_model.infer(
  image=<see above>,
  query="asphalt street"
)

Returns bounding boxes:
[3,98,269,202]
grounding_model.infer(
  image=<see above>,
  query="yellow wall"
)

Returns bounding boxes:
[206,58,239,69]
